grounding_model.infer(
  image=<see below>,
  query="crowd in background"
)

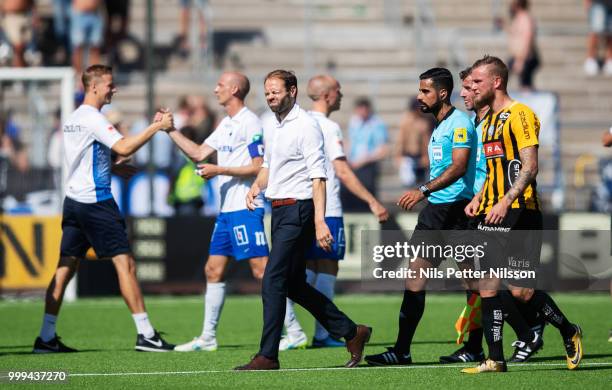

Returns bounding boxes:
[1,0,611,214]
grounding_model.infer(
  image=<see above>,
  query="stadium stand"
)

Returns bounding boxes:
[1,0,609,211]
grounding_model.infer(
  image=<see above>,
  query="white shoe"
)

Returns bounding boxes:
[603,60,612,76]
[279,332,308,351]
[584,57,599,76]
[174,336,217,352]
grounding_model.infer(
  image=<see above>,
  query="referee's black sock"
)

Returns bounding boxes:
[527,290,574,339]
[393,290,425,356]
[481,295,505,362]
[499,289,534,342]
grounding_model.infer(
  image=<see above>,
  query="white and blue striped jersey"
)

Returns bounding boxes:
[63,105,123,204]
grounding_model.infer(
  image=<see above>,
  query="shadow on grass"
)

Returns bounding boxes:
[528,353,612,363]
[0,349,102,357]
[365,340,455,348]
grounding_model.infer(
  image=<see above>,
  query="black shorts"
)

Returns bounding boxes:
[475,209,542,287]
[409,199,471,266]
[60,197,131,259]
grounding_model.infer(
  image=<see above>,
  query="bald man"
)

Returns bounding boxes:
[280,75,389,350]
[168,72,270,352]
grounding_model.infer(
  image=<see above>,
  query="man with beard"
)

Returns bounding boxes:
[33,65,175,353]
[365,67,478,366]
[440,67,546,364]
[461,55,582,374]
[280,75,388,350]
[236,70,371,370]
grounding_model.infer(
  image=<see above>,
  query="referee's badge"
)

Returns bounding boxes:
[453,128,467,143]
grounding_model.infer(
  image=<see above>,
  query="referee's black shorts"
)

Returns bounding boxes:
[408,199,471,267]
[60,197,131,259]
[474,208,542,288]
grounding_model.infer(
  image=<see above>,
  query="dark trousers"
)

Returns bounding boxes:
[259,200,356,359]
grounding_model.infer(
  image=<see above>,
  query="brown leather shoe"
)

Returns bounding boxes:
[345,325,372,368]
[234,354,280,371]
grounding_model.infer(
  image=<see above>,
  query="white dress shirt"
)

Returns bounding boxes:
[261,104,327,200]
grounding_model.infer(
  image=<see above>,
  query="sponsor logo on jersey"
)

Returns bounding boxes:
[507,159,522,186]
[483,141,504,159]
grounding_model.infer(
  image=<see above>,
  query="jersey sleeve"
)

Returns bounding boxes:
[451,117,474,149]
[510,106,539,149]
[324,123,346,162]
[91,113,123,149]
[245,116,265,158]
[204,125,221,150]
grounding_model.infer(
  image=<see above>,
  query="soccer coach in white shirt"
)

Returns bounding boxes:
[236,70,371,370]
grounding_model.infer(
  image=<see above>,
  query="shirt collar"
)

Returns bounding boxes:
[276,103,300,126]
[309,110,326,119]
[435,106,455,128]
[229,106,248,122]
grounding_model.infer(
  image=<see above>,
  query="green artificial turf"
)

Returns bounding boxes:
[1,293,611,388]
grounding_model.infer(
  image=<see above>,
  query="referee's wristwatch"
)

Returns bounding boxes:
[419,184,431,197]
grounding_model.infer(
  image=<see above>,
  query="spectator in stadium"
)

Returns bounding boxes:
[603,125,612,146]
[584,0,612,76]
[52,0,72,56]
[104,0,129,52]
[167,125,205,216]
[343,97,388,211]
[2,110,28,173]
[70,0,104,75]
[1,0,36,67]
[173,95,193,131]
[177,0,208,58]
[395,97,433,188]
[507,0,539,90]
[188,96,217,164]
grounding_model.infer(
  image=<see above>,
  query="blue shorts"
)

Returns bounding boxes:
[590,2,612,34]
[209,208,269,261]
[306,216,345,261]
[60,197,131,258]
[70,10,103,48]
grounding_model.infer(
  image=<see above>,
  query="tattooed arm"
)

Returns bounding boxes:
[504,145,538,204]
[484,145,538,224]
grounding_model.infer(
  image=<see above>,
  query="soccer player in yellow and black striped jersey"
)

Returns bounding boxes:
[461,55,583,374]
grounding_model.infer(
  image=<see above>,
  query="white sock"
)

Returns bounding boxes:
[284,299,304,336]
[314,273,337,340]
[306,268,317,285]
[39,313,57,342]
[132,312,155,338]
[202,282,226,338]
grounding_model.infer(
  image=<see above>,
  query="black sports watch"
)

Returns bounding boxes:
[419,184,431,197]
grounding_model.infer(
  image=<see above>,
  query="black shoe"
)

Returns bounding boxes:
[33,335,77,354]
[135,331,175,352]
[365,347,412,366]
[509,332,543,363]
[439,346,485,363]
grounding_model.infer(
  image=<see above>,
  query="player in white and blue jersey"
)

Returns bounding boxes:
[170,72,269,352]
[279,75,389,350]
[366,68,479,366]
[33,65,175,354]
